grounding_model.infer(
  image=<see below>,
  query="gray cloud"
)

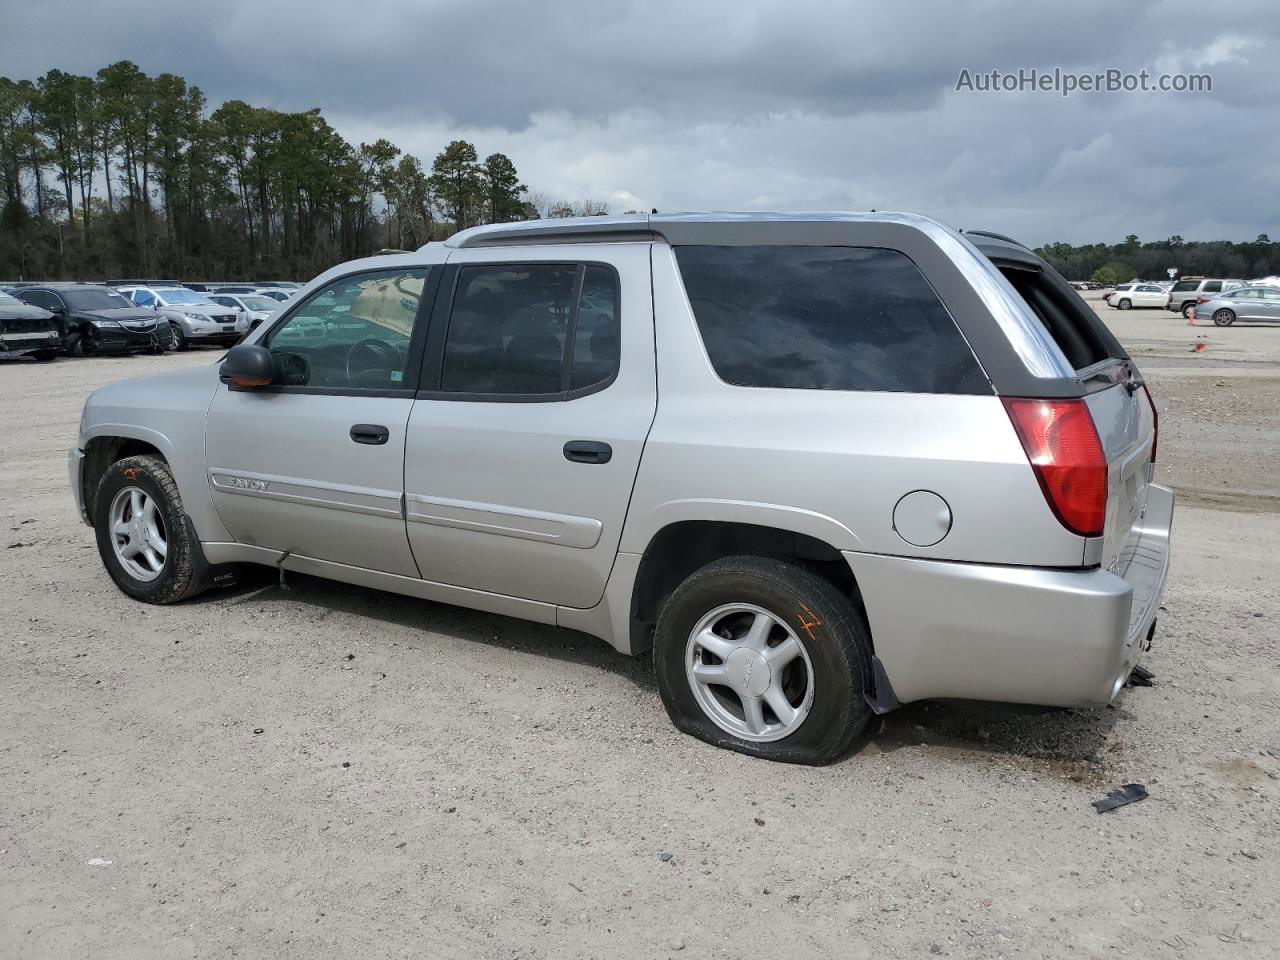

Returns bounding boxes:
[2,0,1277,243]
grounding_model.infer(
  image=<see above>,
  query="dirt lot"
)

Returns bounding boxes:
[2,308,1278,959]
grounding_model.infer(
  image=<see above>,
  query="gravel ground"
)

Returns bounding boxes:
[1,318,1278,959]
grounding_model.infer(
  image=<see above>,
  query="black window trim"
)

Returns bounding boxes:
[415,258,622,403]
[230,265,439,398]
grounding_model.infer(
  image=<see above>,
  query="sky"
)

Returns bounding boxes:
[2,0,1277,246]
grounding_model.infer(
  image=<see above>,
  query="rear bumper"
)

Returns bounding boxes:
[844,483,1174,708]
[0,330,61,355]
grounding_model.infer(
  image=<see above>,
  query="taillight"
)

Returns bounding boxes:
[1197,296,1210,304]
[1002,397,1108,537]
[1142,384,1158,464]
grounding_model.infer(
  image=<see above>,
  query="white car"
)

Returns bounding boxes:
[208,293,279,332]
[114,285,248,350]
[1109,283,1166,310]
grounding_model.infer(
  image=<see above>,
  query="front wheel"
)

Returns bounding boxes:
[1213,309,1235,327]
[93,455,208,604]
[1117,298,1132,310]
[653,556,872,764]
[172,325,189,351]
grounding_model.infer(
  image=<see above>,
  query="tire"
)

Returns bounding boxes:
[172,325,189,351]
[653,556,872,765]
[1213,309,1235,327]
[1117,298,1131,310]
[66,332,86,357]
[93,455,208,604]
[1181,302,1196,318]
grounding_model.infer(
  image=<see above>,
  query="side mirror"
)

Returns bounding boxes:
[219,343,274,388]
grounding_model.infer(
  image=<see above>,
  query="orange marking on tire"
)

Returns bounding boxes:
[798,603,822,641]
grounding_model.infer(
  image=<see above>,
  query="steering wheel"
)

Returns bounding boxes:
[345,338,401,385]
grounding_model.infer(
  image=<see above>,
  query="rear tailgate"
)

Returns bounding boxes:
[1084,377,1156,570]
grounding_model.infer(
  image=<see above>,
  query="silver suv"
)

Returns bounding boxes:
[69,213,1172,764]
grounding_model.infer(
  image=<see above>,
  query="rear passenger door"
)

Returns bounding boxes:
[403,244,656,608]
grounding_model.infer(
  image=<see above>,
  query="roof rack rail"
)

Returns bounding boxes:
[961,229,1027,248]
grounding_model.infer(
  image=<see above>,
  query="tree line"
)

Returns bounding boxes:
[1035,234,1280,285]
[0,62,614,281]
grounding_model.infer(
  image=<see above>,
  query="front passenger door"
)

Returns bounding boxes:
[204,266,436,576]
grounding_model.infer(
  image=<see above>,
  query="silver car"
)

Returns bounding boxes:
[69,213,1172,764]
[1194,285,1280,326]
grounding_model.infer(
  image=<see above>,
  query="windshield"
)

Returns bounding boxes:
[241,296,279,311]
[63,288,135,310]
[156,288,215,305]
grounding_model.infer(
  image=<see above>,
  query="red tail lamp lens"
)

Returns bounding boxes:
[1003,397,1108,538]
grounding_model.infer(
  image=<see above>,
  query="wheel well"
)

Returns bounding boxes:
[629,521,867,654]
[82,437,167,519]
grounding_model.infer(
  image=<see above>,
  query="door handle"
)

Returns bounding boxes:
[563,440,612,464]
[350,423,390,445]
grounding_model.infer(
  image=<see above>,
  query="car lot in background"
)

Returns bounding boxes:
[113,284,246,349]
[1194,285,1280,326]
[0,289,62,360]
[13,283,174,355]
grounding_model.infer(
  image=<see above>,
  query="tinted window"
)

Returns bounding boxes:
[675,245,988,394]
[1115,284,1132,291]
[1203,281,1222,293]
[265,268,429,390]
[440,263,619,397]
[1171,280,1198,292]
[19,290,61,311]
[63,288,133,310]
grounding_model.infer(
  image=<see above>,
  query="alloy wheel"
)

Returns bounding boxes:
[109,486,168,582]
[684,603,815,742]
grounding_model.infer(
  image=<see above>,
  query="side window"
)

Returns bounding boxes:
[675,245,989,394]
[132,289,156,307]
[211,296,234,308]
[264,268,429,390]
[1262,290,1280,300]
[1234,289,1258,299]
[1203,281,1222,293]
[22,290,58,311]
[439,262,620,398]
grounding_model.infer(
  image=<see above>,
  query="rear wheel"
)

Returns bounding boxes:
[1117,298,1132,310]
[93,455,208,604]
[66,332,86,356]
[1213,308,1236,327]
[653,556,872,764]
[1181,302,1196,318]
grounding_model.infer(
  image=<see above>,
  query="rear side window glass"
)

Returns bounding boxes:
[440,263,619,398]
[674,245,988,394]
[1203,281,1222,293]
[998,266,1116,371]
[1171,280,1198,292]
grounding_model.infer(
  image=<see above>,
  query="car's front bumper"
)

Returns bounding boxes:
[94,326,167,352]
[844,483,1174,708]
[69,447,89,524]
[0,329,61,356]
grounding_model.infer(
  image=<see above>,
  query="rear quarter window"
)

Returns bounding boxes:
[674,245,989,394]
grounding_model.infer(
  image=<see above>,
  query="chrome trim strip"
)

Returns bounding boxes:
[404,493,603,549]
[208,469,403,519]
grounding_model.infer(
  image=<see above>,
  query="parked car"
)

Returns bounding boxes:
[213,285,294,304]
[1102,283,1133,305]
[1193,285,1280,326]
[113,284,246,349]
[15,284,175,355]
[1165,278,1243,317]
[207,293,279,331]
[0,289,62,360]
[1110,283,1167,310]
[69,212,1170,764]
